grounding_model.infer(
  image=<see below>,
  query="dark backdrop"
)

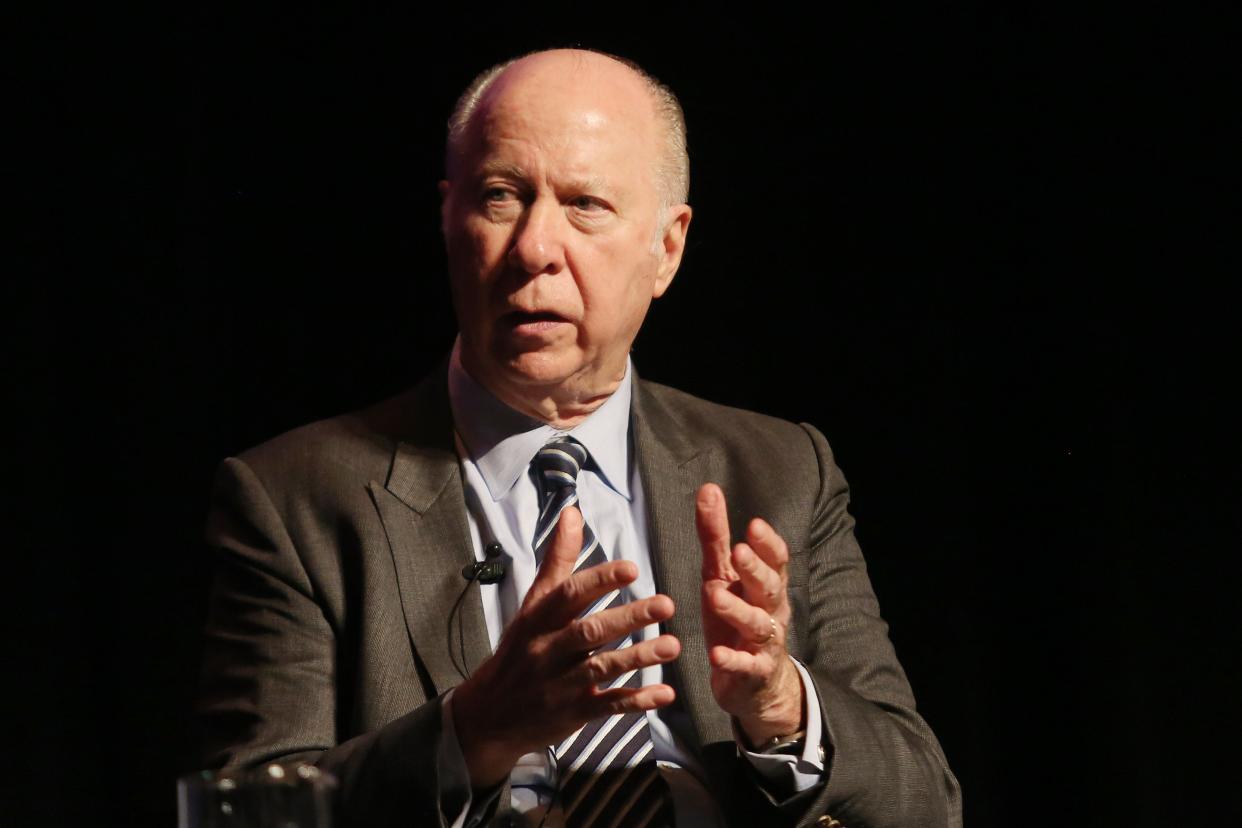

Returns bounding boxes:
[14,4,1238,826]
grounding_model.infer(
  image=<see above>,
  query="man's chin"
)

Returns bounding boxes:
[497,348,581,389]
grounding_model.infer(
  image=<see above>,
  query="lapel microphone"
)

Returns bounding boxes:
[451,541,507,679]
[461,541,507,585]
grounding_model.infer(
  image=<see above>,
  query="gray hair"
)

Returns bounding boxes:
[445,49,690,209]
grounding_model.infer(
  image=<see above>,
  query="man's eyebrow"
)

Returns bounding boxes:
[477,161,529,180]
[475,163,615,197]
[567,176,612,195]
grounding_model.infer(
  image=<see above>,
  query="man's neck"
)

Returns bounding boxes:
[458,348,625,430]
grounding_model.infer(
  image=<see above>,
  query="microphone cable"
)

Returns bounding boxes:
[448,541,507,680]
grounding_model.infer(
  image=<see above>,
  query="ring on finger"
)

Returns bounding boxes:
[759,614,777,645]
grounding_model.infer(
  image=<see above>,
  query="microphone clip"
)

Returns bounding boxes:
[461,541,507,585]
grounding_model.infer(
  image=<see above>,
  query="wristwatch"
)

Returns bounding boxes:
[733,716,808,756]
[752,728,806,756]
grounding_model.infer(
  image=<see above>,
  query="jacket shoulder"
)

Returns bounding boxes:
[235,408,388,481]
[635,378,822,452]
[227,378,448,505]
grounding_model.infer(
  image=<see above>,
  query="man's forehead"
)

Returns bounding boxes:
[489,49,650,103]
[460,77,655,182]
[471,103,644,157]
[473,51,657,142]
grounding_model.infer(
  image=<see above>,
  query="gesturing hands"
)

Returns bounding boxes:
[453,487,801,788]
[695,483,805,746]
[451,506,681,789]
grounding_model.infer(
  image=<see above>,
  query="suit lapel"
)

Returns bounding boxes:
[632,379,734,748]
[369,368,735,743]
[369,368,491,697]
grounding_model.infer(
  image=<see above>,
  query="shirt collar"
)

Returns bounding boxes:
[447,339,633,503]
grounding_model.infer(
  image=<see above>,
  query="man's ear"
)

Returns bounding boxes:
[438,180,452,236]
[652,204,693,299]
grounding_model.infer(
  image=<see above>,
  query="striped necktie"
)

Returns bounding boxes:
[532,436,674,828]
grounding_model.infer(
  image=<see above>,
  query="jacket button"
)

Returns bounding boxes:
[816,817,843,828]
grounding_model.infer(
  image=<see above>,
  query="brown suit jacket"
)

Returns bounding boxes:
[198,365,962,827]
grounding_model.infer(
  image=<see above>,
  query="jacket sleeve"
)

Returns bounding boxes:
[197,456,488,828]
[787,423,963,828]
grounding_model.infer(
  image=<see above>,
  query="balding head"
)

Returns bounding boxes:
[436,47,693,427]
[446,49,689,209]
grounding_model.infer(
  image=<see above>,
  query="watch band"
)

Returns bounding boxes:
[733,717,808,755]
[754,729,807,755]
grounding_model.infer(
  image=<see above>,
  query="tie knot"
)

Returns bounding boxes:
[533,436,589,491]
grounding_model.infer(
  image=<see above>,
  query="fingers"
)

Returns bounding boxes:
[703,579,781,647]
[524,505,584,608]
[745,518,789,576]
[564,594,675,655]
[708,644,774,680]
[591,683,677,716]
[528,557,640,630]
[696,483,738,582]
[731,541,785,613]
[575,634,681,687]
[524,504,641,626]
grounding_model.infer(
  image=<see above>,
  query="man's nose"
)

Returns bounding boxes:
[507,197,566,275]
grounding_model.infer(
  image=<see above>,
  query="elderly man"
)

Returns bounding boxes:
[198,49,961,828]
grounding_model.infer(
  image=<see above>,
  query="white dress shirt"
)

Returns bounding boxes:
[440,343,826,827]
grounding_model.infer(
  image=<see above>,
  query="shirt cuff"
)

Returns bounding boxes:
[439,688,506,828]
[735,656,827,797]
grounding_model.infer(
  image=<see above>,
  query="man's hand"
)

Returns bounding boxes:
[451,506,681,789]
[696,483,804,747]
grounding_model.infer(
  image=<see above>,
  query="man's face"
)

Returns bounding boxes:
[441,53,689,404]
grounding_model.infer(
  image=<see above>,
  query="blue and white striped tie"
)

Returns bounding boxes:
[532,436,674,828]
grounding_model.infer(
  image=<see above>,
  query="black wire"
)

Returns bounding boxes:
[447,576,475,681]
[449,530,561,823]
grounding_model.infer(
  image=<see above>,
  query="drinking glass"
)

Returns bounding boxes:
[177,763,336,828]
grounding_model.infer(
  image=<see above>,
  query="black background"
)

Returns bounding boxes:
[13,4,1239,826]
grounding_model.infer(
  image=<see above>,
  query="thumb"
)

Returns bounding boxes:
[524,504,583,609]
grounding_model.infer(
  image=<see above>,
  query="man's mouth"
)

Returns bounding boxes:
[505,310,568,324]
[502,310,573,336]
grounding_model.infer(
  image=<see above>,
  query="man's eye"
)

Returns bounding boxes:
[570,195,603,211]
[483,187,513,203]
